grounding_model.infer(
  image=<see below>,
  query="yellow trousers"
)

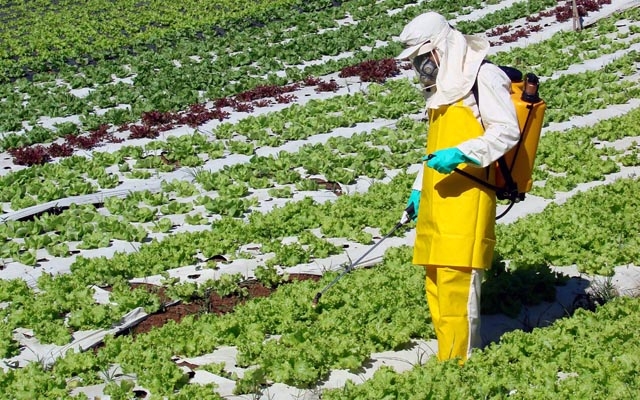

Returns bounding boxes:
[425,266,483,363]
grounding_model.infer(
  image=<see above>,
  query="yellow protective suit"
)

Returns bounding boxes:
[414,101,496,268]
[414,100,496,363]
[426,265,483,362]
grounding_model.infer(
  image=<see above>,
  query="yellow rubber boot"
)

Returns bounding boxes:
[425,266,483,363]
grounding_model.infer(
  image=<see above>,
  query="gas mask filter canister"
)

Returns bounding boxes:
[413,52,439,89]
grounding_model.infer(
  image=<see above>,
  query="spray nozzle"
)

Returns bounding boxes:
[311,292,322,308]
[400,203,416,225]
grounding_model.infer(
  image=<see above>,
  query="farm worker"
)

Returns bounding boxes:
[397,11,520,363]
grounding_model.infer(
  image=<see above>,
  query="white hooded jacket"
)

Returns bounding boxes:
[397,12,520,178]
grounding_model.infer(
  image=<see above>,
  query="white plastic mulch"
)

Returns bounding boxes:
[2,0,640,398]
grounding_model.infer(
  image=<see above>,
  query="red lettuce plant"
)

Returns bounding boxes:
[64,134,99,149]
[303,76,322,86]
[117,123,131,132]
[528,24,542,33]
[338,58,399,83]
[211,108,231,121]
[554,0,607,22]
[500,27,531,43]
[129,124,159,139]
[89,124,123,144]
[9,145,51,166]
[275,94,297,104]
[214,97,236,108]
[175,103,229,126]
[234,102,255,112]
[253,99,272,107]
[141,111,175,126]
[47,143,74,158]
[315,79,340,92]
[64,124,122,149]
[488,25,511,37]
[235,83,300,102]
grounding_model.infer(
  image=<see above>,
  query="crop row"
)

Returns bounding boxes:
[0,242,547,397]
[3,21,637,194]
[0,116,426,263]
[2,45,638,213]
[8,0,589,86]
[2,64,639,355]
[2,174,639,396]
[3,102,639,265]
[2,137,639,361]
[0,0,331,82]
[1,2,639,398]
[531,106,640,197]
[0,78,424,210]
[323,294,640,399]
[491,9,640,74]
[3,2,637,142]
[0,0,573,138]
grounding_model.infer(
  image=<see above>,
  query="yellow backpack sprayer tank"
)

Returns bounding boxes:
[497,71,546,196]
[455,65,547,218]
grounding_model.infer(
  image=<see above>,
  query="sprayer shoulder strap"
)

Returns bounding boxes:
[471,60,490,113]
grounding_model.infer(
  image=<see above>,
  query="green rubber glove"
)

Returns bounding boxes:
[405,189,421,221]
[425,148,480,174]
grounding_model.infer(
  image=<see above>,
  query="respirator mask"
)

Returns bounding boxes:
[412,51,439,90]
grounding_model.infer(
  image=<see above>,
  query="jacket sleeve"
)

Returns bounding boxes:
[456,64,520,168]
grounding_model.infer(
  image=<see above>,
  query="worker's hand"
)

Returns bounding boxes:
[424,148,479,174]
[401,189,421,224]
[405,189,420,221]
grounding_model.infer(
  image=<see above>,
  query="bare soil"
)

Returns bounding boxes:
[129,274,322,336]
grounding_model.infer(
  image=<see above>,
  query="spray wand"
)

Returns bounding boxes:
[311,203,416,307]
